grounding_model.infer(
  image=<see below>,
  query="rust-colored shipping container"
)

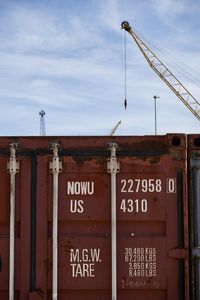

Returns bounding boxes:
[188,134,200,300]
[0,135,189,300]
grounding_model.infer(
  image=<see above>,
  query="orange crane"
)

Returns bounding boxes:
[121,21,200,121]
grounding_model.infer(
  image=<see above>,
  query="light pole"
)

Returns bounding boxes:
[153,95,160,135]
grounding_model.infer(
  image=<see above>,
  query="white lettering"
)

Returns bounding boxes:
[120,178,162,193]
[166,178,176,193]
[120,199,148,213]
[82,249,89,262]
[67,181,94,195]
[124,247,157,278]
[70,263,95,277]
[69,248,102,278]
[70,249,80,262]
[70,248,101,263]
[70,199,84,213]
[90,248,101,262]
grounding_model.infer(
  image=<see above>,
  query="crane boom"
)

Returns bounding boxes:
[110,120,122,136]
[121,21,200,121]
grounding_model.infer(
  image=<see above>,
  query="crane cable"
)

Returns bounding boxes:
[133,28,200,89]
[144,37,200,87]
[122,26,200,109]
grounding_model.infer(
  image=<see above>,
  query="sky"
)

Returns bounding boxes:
[0,0,200,136]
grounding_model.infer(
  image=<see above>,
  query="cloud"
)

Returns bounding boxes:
[0,0,199,136]
[0,4,103,53]
[150,0,188,16]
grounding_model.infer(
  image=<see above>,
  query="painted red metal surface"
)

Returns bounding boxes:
[0,135,189,299]
[0,152,30,300]
[187,134,200,300]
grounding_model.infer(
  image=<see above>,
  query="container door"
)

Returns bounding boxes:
[116,134,189,300]
[34,148,111,300]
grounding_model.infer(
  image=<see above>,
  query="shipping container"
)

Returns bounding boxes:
[188,134,200,300]
[0,135,189,300]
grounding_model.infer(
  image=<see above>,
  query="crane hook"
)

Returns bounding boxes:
[124,99,127,109]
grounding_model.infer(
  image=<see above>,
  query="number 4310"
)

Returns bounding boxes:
[120,199,148,213]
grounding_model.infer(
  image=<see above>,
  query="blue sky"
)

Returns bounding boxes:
[0,0,200,136]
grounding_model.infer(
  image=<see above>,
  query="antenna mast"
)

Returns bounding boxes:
[39,110,46,136]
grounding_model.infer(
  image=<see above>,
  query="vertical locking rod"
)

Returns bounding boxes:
[107,143,120,300]
[7,143,19,300]
[50,143,62,300]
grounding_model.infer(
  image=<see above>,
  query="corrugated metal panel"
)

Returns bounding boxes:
[188,134,200,300]
[0,135,189,300]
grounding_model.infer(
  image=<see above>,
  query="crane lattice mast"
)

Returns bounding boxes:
[121,21,200,121]
[39,110,46,136]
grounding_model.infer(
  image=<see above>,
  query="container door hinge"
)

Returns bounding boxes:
[7,143,20,174]
[168,248,187,259]
[107,143,120,174]
[49,143,62,174]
